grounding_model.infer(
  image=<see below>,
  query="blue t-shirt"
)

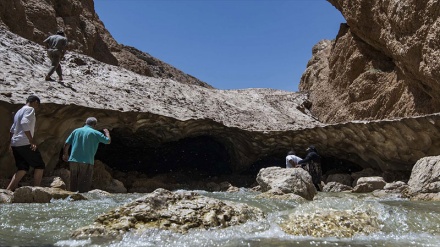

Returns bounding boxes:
[65,125,110,165]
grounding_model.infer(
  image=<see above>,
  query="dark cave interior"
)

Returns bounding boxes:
[94,128,364,183]
[95,128,233,179]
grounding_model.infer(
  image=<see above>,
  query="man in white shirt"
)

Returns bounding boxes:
[6,95,46,191]
[286,150,302,168]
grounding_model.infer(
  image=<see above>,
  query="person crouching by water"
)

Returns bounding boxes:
[7,95,45,191]
[298,145,322,191]
[286,150,302,168]
[62,117,111,193]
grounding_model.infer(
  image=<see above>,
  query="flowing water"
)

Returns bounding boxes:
[1,190,439,247]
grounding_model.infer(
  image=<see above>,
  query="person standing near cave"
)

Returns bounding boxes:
[298,145,322,191]
[43,30,68,82]
[285,150,302,168]
[7,95,45,191]
[62,117,111,192]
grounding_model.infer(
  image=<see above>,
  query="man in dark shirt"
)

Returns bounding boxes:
[298,145,322,191]
[43,30,68,82]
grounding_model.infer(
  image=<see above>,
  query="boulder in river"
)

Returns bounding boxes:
[71,188,265,238]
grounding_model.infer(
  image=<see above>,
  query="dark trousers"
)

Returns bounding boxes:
[69,162,93,193]
[305,161,322,191]
[47,49,62,77]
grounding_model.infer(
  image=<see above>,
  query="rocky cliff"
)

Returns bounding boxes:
[300,0,440,123]
[0,0,210,87]
[2,0,440,185]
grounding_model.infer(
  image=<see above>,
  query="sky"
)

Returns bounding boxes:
[94,0,345,91]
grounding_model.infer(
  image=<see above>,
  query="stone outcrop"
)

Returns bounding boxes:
[352,176,386,193]
[256,167,316,200]
[322,182,352,192]
[281,209,381,238]
[12,186,86,203]
[406,156,440,201]
[0,0,210,87]
[300,0,440,123]
[0,189,13,203]
[71,189,265,238]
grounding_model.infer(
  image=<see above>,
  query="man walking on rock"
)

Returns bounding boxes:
[63,117,111,192]
[43,30,68,82]
[7,95,45,191]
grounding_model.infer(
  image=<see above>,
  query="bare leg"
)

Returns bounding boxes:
[6,170,27,191]
[33,169,44,187]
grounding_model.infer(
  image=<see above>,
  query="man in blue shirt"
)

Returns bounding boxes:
[62,117,111,192]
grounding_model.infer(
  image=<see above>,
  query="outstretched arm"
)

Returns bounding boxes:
[103,129,111,144]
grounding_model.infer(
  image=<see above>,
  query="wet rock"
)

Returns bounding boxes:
[383,181,408,192]
[352,183,375,193]
[322,182,352,192]
[351,168,379,187]
[0,189,13,203]
[353,177,386,193]
[256,189,306,202]
[410,193,440,202]
[256,167,316,200]
[71,188,265,238]
[12,186,86,203]
[281,209,381,238]
[53,168,70,190]
[41,176,66,190]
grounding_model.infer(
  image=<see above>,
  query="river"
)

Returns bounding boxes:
[1,190,439,247]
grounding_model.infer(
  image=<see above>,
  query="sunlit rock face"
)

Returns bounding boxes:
[0,28,320,178]
[300,0,440,123]
[0,0,210,87]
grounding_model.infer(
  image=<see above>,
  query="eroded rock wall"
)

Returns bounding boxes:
[0,0,210,87]
[300,0,440,123]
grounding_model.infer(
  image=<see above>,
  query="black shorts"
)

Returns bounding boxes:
[12,145,46,171]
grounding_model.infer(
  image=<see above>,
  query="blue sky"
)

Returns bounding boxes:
[94,0,345,91]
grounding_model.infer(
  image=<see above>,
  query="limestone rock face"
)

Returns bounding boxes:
[300,0,440,123]
[408,156,440,195]
[0,28,320,177]
[71,188,265,238]
[0,0,209,87]
[256,167,316,200]
[12,186,86,203]
[2,23,440,181]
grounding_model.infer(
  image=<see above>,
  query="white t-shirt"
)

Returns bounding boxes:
[10,105,36,147]
[286,155,302,168]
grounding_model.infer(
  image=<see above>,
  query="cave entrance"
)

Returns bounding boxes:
[95,128,232,179]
